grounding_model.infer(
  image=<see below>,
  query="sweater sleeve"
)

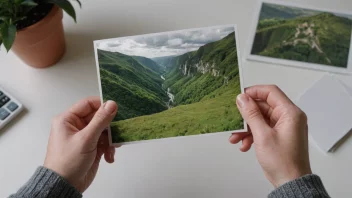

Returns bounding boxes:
[268,174,330,198]
[9,166,82,198]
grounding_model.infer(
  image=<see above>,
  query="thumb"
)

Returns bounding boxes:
[236,94,270,138]
[83,100,117,142]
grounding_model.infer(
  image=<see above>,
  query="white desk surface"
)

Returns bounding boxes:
[1,0,352,197]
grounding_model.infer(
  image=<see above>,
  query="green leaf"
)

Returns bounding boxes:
[14,0,25,5]
[48,0,76,22]
[1,24,17,52]
[75,0,82,8]
[21,0,38,6]
[0,17,9,21]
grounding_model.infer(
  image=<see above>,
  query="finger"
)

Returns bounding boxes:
[104,147,115,163]
[56,112,85,131]
[245,85,293,109]
[97,146,105,159]
[229,132,250,144]
[84,111,98,124]
[86,147,104,193]
[82,101,117,143]
[256,101,272,118]
[98,130,110,146]
[236,94,271,139]
[240,135,254,152]
[70,97,102,118]
[92,145,105,176]
[97,131,115,163]
[256,101,283,127]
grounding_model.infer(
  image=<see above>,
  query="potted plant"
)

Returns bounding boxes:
[0,0,81,68]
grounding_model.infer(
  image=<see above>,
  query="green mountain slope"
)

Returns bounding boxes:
[152,55,176,69]
[260,3,319,20]
[132,56,164,74]
[98,50,168,121]
[164,32,240,106]
[252,13,352,67]
[111,78,243,143]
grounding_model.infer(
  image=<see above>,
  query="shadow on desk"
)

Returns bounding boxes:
[0,108,28,137]
[330,130,352,152]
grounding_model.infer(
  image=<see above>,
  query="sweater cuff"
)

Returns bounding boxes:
[268,174,330,198]
[14,166,82,198]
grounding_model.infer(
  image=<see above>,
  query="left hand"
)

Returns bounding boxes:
[44,97,118,192]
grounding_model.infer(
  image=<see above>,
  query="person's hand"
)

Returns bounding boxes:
[229,85,312,188]
[44,97,118,192]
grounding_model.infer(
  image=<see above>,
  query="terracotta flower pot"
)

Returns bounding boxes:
[12,6,66,68]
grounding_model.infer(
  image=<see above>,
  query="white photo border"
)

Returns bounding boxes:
[245,0,352,74]
[93,24,247,147]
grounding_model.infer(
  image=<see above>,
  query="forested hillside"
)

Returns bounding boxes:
[252,10,352,68]
[152,55,176,69]
[132,55,164,74]
[98,50,168,121]
[163,32,239,106]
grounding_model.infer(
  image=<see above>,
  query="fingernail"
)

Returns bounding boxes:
[237,94,249,108]
[104,100,117,114]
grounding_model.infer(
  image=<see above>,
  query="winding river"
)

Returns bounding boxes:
[161,75,174,109]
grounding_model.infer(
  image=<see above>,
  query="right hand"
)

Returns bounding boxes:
[229,85,312,188]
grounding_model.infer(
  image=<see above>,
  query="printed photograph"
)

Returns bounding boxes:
[94,25,244,144]
[251,2,352,68]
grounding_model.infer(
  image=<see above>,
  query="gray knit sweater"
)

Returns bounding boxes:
[9,166,330,198]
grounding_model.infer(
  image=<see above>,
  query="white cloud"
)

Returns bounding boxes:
[96,26,235,58]
[167,38,183,46]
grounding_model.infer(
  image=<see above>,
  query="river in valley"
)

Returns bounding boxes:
[161,75,174,109]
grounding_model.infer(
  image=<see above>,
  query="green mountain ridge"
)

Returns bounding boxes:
[98,50,168,121]
[132,55,164,74]
[252,12,352,67]
[163,32,240,106]
[152,55,177,69]
[260,3,320,20]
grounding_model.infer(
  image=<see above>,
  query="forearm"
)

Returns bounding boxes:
[9,166,82,198]
[268,174,330,198]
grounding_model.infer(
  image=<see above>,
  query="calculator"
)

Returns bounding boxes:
[0,87,24,130]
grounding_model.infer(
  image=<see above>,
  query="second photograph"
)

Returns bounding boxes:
[247,0,352,73]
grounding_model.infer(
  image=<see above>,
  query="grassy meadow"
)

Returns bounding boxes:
[111,77,243,143]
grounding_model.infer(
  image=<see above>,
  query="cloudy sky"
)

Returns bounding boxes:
[96,26,235,58]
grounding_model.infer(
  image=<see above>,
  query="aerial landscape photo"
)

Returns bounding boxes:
[251,3,352,68]
[95,26,244,143]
